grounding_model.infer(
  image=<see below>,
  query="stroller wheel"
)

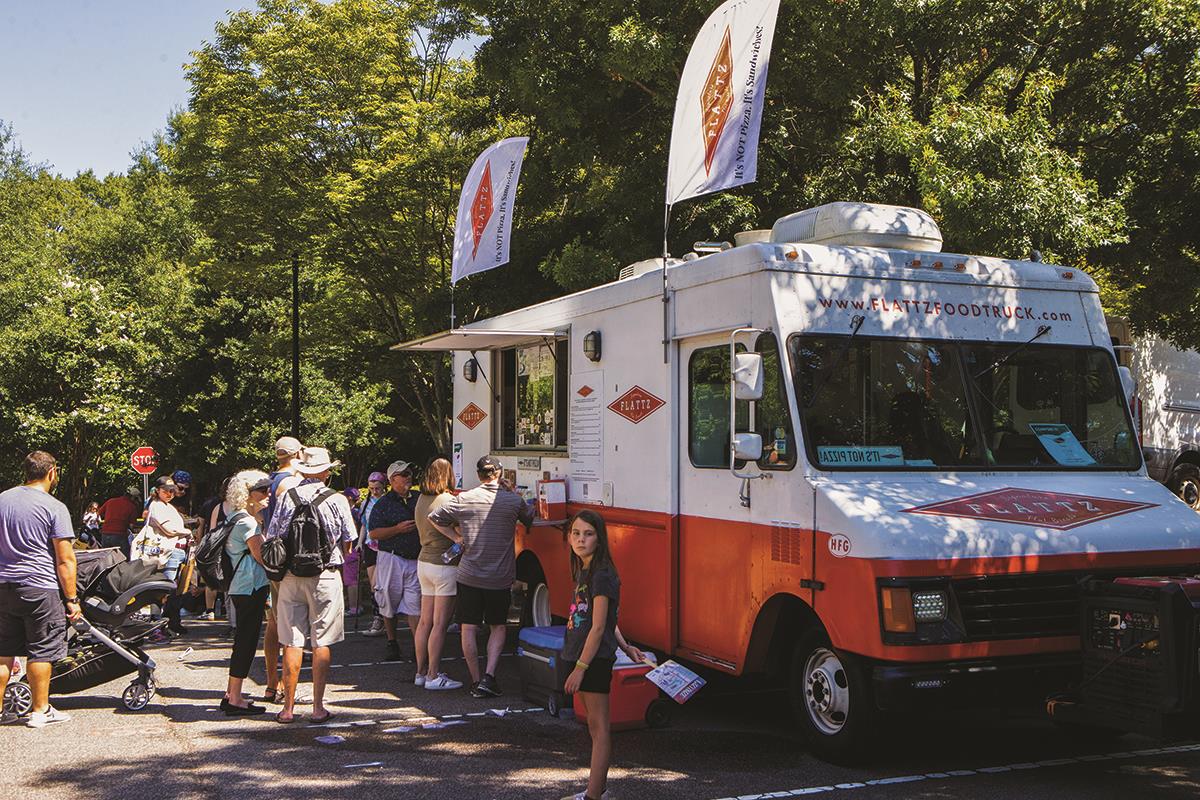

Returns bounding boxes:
[3,681,32,717]
[122,682,151,711]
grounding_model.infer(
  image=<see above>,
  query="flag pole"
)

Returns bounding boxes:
[450,283,456,331]
[661,201,672,363]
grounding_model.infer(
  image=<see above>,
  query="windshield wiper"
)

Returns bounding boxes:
[804,314,865,409]
[971,325,1051,381]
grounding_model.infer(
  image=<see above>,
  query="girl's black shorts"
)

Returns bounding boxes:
[578,658,615,694]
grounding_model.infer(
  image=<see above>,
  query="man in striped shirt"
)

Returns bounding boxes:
[429,455,532,698]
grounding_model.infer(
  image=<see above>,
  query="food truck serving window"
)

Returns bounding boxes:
[497,339,568,450]
[790,335,1140,471]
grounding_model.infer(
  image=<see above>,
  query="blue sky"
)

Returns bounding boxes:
[0,1,250,176]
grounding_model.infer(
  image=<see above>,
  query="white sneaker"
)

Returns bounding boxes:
[562,792,610,800]
[424,674,463,691]
[414,674,426,687]
[198,611,216,621]
[26,706,71,728]
[363,617,386,637]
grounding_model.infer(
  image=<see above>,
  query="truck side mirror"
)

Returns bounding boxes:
[733,353,764,401]
[732,433,763,462]
[1118,365,1135,405]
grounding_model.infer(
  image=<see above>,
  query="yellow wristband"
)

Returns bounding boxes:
[576,660,589,671]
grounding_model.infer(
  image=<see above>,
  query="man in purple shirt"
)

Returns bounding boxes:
[0,451,81,727]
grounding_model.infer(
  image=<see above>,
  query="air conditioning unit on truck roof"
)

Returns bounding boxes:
[770,201,943,252]
[618,202,943,280]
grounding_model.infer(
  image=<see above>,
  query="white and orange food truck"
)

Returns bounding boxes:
[396,202,1200,759]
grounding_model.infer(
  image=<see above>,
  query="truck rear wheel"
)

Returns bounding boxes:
[788,630,876,764]
[519,575,553,629]
[1168,463,1200,511]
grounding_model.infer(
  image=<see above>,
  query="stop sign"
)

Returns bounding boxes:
[130,446,157,475]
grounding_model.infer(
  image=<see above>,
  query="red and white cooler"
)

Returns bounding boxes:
[573,659,671,731]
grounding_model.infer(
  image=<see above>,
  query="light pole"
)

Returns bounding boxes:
[291,251,301,438]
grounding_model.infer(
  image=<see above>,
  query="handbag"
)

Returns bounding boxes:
[130,525,171,569]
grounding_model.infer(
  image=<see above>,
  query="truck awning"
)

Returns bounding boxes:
[391,328,567,352]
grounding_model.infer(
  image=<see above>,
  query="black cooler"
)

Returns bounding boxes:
[517,625,572,717]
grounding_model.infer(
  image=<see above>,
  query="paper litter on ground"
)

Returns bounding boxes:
[314,734,346,744]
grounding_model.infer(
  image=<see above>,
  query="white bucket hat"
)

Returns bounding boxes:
[274,435,304,457]
[295,447,343,475]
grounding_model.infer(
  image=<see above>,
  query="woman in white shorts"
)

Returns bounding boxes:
[413,458,462,690]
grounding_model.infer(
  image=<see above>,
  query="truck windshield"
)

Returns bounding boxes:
[790,336,1140,470]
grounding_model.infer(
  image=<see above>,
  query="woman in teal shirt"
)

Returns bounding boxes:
[221,470,272,716]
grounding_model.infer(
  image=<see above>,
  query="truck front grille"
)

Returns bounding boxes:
[951,567,1193,641]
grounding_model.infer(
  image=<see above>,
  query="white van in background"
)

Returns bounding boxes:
[1109,318,1200,511]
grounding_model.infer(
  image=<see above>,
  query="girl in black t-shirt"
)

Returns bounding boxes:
[562,509,643,800]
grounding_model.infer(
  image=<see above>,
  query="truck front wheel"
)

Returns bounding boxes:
[1168,463,1200,511]
[788,630,877,763]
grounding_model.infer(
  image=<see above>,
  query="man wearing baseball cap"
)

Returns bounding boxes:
[429,455,532,697]
[367,461,421,663]
[258,435,305,705]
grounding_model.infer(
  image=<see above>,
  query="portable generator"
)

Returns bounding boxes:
[1047,576,1200,738]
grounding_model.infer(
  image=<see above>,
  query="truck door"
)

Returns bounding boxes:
[676,332,809,670]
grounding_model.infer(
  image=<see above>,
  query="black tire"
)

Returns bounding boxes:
[519,572,553,629]
[1167,463,1200,511]
[3,681,32,717]
[645,698,672,729]
[788,629,877,764]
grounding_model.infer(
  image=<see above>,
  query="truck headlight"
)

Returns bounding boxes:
[911,590,948,622]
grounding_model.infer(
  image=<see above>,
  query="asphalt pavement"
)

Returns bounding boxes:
[3,615,1200,799]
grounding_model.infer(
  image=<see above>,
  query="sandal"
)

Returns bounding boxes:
[308,711,335,724]
[262,688,280,703]
[274,711,296,724]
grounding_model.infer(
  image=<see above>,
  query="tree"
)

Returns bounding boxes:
[464,0,1200,346]
[0,124,204,513]
[171,0,526,453]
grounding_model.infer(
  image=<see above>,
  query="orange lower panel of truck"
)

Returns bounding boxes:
[515,506,1200,673]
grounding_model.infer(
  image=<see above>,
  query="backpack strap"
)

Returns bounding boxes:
[311,487,338,509]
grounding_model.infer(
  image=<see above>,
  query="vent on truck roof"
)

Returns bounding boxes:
[770,202,943,253]
[618,257,682,281]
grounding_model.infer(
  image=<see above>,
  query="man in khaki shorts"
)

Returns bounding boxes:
[257,447,355,724]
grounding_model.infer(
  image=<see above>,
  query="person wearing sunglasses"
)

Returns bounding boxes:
[366,461,421,665]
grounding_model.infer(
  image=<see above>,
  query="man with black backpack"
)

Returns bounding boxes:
[256,447,355,724]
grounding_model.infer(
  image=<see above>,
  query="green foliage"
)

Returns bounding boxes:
[0,124,203,511]
[4,0,1200,517]
[466,0,1200,346]
[171,0,524,454]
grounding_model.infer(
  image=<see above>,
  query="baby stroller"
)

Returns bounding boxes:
[3,548,178,715]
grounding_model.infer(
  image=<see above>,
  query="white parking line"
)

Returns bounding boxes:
[709,743,1200,799]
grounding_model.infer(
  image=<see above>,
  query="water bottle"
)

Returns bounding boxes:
[442,541,463,564]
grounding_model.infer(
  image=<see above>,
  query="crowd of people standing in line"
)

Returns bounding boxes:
[1,440,639,800]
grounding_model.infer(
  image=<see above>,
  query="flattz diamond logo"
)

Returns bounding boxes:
[608,386,664,424]
[456,402,487,431]
[470,161,494,258]
[700,27,734,176]
[577,385,594,398]
[902,488,1158,530]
